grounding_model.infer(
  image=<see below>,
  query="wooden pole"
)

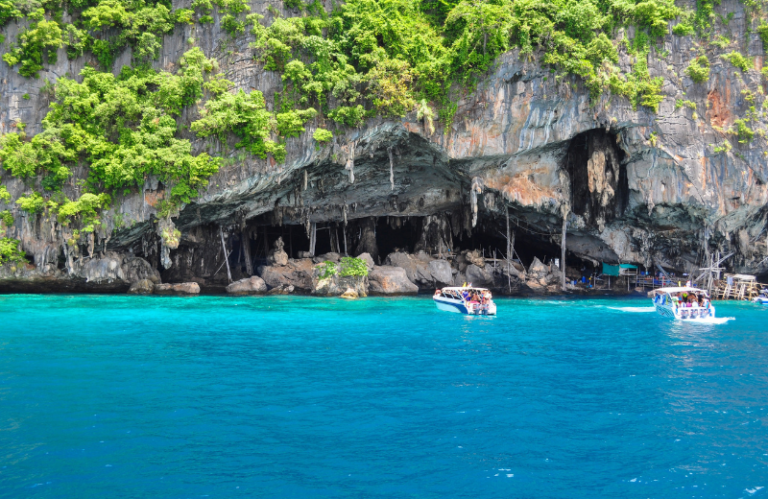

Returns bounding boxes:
[343,223,348,256]
[242,228,253,276]
[310,222,317,256]
[219,225,233,283]
[561,214,567,291]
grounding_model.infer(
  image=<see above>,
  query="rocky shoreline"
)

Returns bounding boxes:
[0,237,641,297]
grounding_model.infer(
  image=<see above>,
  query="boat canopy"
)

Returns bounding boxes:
[649,286,709,297]
[441,286,490,292]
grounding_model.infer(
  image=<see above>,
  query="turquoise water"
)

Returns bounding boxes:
[1,295,767,498]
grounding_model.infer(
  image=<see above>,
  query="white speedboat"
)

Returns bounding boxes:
[752,289,768,305]
[650,286,715,320]
[434,286,497,316]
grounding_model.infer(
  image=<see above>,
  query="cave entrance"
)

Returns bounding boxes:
[564,128,628,229]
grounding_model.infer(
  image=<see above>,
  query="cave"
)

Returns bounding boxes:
[564,128,628,229]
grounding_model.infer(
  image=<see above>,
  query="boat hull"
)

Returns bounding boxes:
[433,297,496,316]
[654,303,715,320]
[752,297,768,305]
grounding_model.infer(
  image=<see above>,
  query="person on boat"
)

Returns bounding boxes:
[434,289,442,297]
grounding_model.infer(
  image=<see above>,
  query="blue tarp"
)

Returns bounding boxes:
[602,263,638,276]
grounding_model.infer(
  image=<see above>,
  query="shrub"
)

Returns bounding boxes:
[313,128,333,143]
[317,261,337,279]
[721,51,751,72]
[339,256,368,277]
[0,185,10,203]
[0,237,27,265]
[685,56,710,83]
[0,210,13,226]
[731,118,754,143]
[16,192,45,213]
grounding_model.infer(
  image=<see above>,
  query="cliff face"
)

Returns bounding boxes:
[1,0,768,291]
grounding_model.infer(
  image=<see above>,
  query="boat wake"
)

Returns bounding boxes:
[684,317,735,325]
[608,306,656,313]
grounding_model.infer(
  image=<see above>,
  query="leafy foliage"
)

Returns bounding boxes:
[0,186,10,203]
[0,210,13,226]
[317,260,337,279]
[0,48,227,234]
[2,11,64,77]
[685,56,710,83]
[191,88,288,161]
[721,51,751,72]
[339,256,368,277]
[16,192,45,213]
[0,237,27,265]
[312,128,333,143]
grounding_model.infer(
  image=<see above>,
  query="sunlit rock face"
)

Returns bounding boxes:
[2,0,768,292]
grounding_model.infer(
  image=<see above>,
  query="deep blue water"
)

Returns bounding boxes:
[1,294,767,498]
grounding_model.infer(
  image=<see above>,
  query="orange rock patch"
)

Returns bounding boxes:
[484,170,559,207]
[707,89,730,129]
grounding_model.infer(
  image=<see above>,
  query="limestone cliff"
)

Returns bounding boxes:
[1,0,767,292]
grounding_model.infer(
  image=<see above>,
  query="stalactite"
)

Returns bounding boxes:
[470,177,483,228]
[345,144,355,183]
[303,170,308,190]
[387,147,395,190]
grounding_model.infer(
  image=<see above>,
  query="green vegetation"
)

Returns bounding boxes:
[0,186,10,203]
[317,260,337,279]
[675,99,696,110]
[248,0,682,122]
[721,51,751,72]
[685,55,710,83]
[0,237,27,265]
[313,128,333,143]
[16,192,45,213]
[316,257,368,280]
[732,118,755,143]
[3,0,768,262]
[161,226,181,247]
[339,256,368,278]
[713,140,732,154]
[0,210,13,226]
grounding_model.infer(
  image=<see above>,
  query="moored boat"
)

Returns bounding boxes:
[433,286,496,316]
[650,287,715,320]
[752,289,768,305]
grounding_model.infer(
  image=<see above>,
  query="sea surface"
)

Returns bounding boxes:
[0,294,767,498]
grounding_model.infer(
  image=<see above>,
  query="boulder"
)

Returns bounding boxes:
[428,260,453,286]
[340,288,359,299]
[384,251,433,287]
[122,256,161,284]
[154,282,200,295]
[261,258,314,292]
[127,279,155,295]
[226,276,267,295]
[312,261,367,297]
[268,284,294,295]
[356,252,375,271]
[463,249,485,268]
[267,237,289,266]
[528,257,549,279]
[74,252,125,283]
[368,266,419,295]
[464,264,494,289]
[313,252,340,263]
